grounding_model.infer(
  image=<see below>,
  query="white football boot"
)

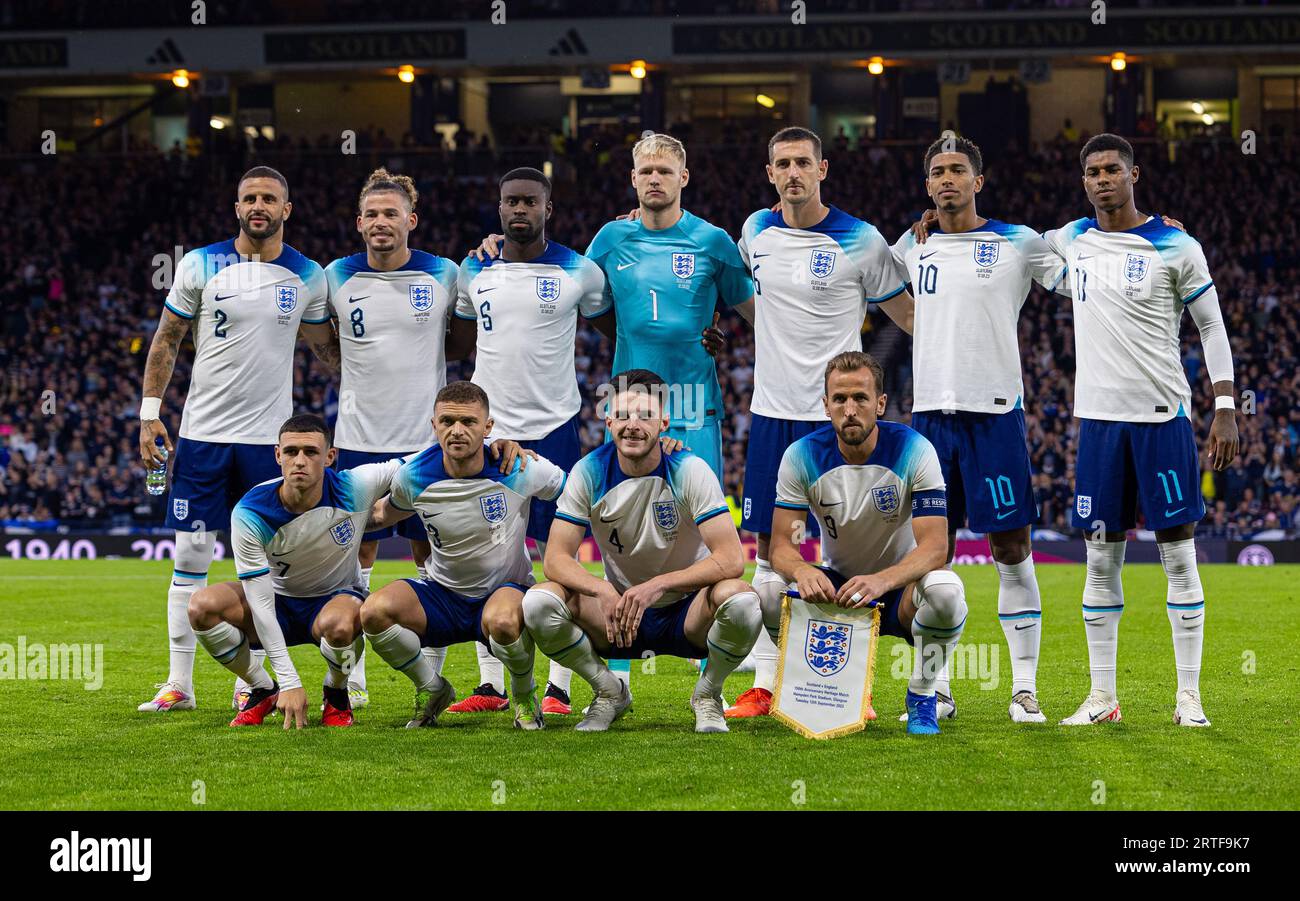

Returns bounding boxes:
[1173,688,1211,727]
[1059,689,1122,725]
[137,681,196,712]
[691,689,729,734]
[1009,690,1047,723]
[575,681,632,732]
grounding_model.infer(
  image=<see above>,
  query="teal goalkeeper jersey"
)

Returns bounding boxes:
[586,210,753,429]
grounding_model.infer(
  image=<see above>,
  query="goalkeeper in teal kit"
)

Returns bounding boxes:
[583,132,754,481]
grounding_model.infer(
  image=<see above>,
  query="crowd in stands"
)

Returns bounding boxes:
[0,124,1295,539]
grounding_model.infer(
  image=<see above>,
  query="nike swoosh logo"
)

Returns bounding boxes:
[1014,622,1036,631]
[1089,708,1111,721]
[1165,507,1186,517]
[616,262,637,271]
[214,294,235,302]
[348,295,369,304]
[426,511,442,518]
[821,500,842,507]
[599,515,619,523]
[476,287,498,295]
[172,581,188,587]
[1181,613,1202,622]
[1077,254,1094,260]
[1084,616,1105,624]
[270,550,290,558]
[919,251,937,260]
[752,252,770,258]
[996,510,1016,520]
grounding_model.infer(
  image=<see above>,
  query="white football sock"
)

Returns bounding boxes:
[320,636,364,690]
[167,529,215,691]
[908,573,968,696]
[548,660,573,693]
[423,646,447,676]
[996,555,1042,695]
[1083,539,1126,696]
[365,623,444,693]
[194,622,272,689]
[751,559,784,693]
[490,634,537,701]
[697,591,761,697]
[522,586,621,698]
[1159,538,1205,694]
[475,640,506,693]
[348,649,367,691]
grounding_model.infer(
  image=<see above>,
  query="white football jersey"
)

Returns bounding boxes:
[1043,216,1214,422]
[554,444,732,606]
[455,242,609,440]
[737,206,905,420]
[165,240,328,444]
[892,220,1066,414]
[325,250,458,453]
[231,459,400,597]
[775,421,946,578]
[389,446,567,597]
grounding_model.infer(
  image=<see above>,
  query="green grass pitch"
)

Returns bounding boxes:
[0,559,1295,810]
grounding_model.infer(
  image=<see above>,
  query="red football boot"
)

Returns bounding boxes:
[541,682,572,715]
[229,682,279,726]
[724,687,772,718]
[446,682,509,713]
[322,686,353,727]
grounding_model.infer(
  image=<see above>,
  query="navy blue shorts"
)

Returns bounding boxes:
[1071,416,1205,533]
[403,578,529,648]
[166,438,280,533]
[817,566,911,643]
[741,413,822,536]
[335,447,426,543]
[518,413,582,543]
[250,589,365,649]
[604,591,708,660]
[911,409,1038,533]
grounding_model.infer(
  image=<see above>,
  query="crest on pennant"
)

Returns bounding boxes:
[535,276,561,302]
[409,284,434,311]
[805,619,853,677]
[330,519,355,547]
[275,285,298,313]
[172,498,189,521]
[1125,253,1149,283]
[973,241,1000,268]
[671,252,695,279]
[872,484,900,515]
[1076,495,1092,519]
[480,491,507,524]
[653,500,679,531]
[809,249,836,278]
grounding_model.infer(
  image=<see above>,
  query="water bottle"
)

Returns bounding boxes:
[145,436,168,496]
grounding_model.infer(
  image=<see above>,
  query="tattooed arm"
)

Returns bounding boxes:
[300,319,342,373]
[139,308,192,465]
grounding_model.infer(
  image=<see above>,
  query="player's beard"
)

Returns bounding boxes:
[838,419,875,446]
[506,219,541,245]
[240,213,283,240]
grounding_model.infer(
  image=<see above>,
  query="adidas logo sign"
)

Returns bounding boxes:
[548,28,588,56]
[146,38,185,65]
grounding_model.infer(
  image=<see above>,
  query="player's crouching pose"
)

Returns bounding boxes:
[524,369,762,733]
[768,352,966,735]
[360,381,566,730]
[188,414,397,728]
